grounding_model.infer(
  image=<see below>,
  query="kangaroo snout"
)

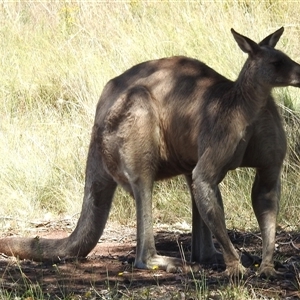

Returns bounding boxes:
[290,65,300,87]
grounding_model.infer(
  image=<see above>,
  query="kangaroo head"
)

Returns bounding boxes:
[231,27,300,88]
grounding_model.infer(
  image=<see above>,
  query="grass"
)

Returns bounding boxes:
[1,1,300,299]
[1,1,300,226]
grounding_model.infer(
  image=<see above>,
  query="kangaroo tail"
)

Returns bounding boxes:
[0,126,117,261]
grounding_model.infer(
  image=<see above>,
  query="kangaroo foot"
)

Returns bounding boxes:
[199,250,225,270]
[225,261,246,279]
[258,263,278,279]
[134,254,201,273]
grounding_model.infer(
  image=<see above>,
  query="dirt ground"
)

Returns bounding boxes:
[0,220,300,299]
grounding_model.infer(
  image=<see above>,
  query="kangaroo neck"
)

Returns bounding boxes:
[234,63,271,122]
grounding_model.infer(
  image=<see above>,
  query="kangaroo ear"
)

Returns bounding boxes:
[231,28,260,56]
[258,27,284,48]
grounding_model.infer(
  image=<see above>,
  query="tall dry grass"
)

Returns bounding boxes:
[0,1,300,232]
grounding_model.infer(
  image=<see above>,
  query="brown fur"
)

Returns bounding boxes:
[1,28,300,277]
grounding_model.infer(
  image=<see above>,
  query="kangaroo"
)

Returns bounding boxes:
[1,27,300,278]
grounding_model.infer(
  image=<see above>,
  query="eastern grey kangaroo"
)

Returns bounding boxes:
[1,27,300,277]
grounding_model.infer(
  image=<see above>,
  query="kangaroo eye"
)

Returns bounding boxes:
[271,60,282,67]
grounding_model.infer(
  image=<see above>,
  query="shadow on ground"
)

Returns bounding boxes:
[0,225,299,299]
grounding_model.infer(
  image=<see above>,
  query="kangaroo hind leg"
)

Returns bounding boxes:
[103,86,188,272]
[185,174,224,266]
